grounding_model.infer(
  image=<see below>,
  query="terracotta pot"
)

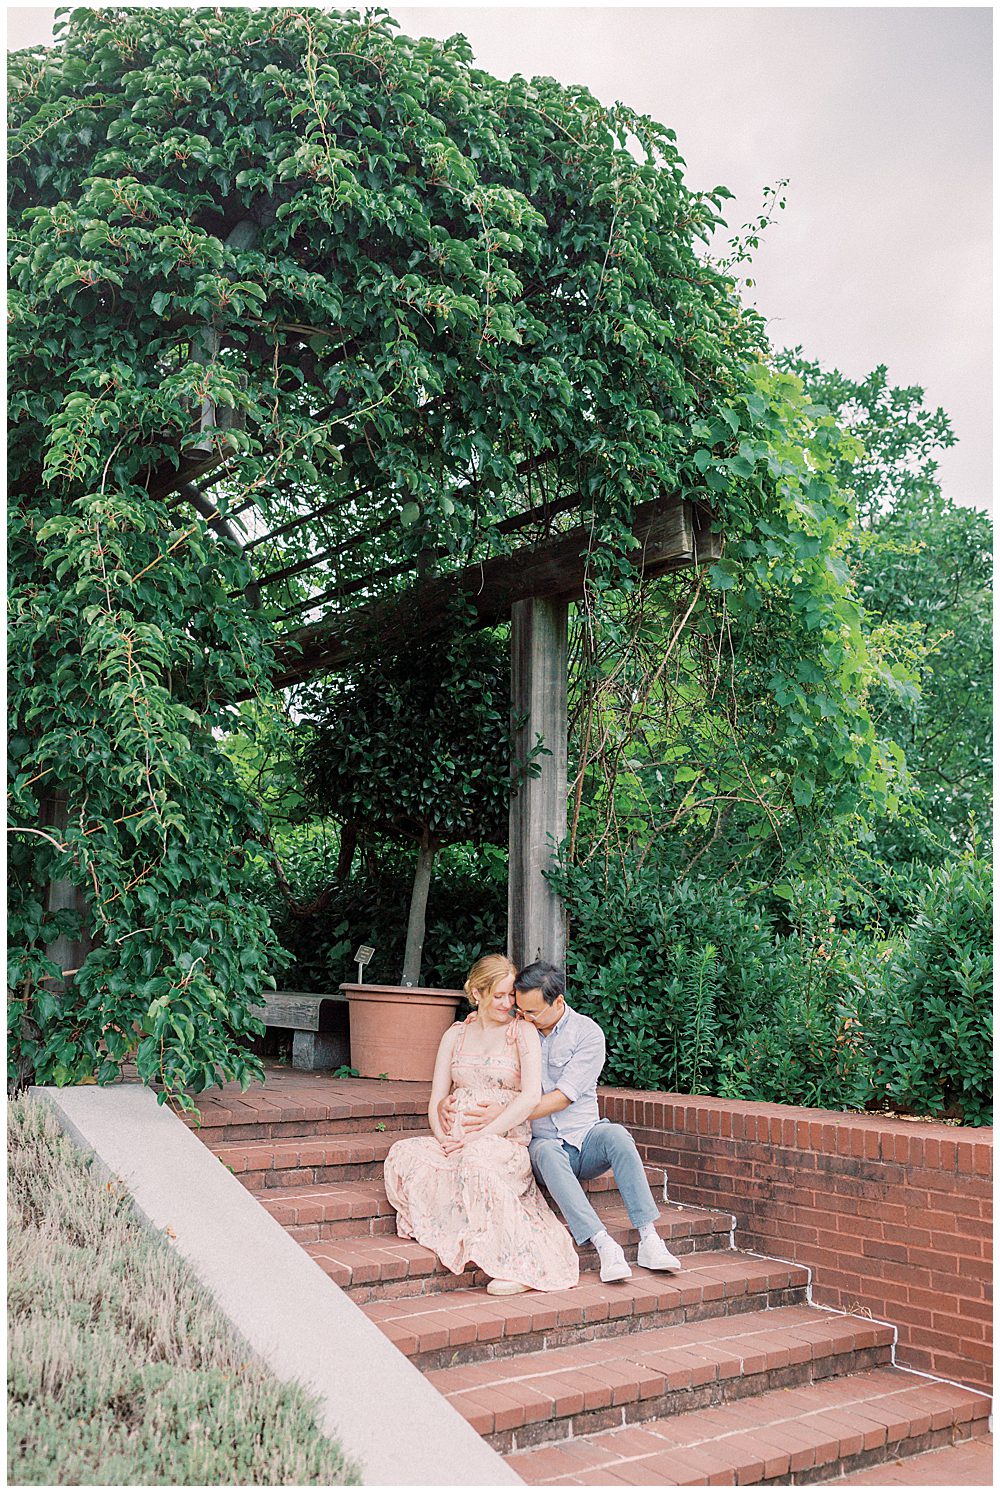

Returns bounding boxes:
[340,984,464,1081]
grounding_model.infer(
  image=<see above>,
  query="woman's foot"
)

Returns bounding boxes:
[486,1278,530,1295]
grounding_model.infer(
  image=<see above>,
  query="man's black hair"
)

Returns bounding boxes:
[514,961,566,1005]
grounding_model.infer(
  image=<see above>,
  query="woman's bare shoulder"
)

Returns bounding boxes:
[438,1021,464,1050]
[514,1018,541,1051]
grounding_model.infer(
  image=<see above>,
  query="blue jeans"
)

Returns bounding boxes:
[528,1121,661,1245]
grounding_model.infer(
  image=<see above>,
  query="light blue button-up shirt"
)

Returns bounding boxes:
[531,1002,606,1149]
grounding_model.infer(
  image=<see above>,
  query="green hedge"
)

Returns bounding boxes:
[876,852,992,1126]
[550,850,992,1124]
[258,826,991,1124]
[550,861,884,1111]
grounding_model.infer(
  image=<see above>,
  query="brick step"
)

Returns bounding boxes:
[190,1092,432,1146]
[305,1232,475,1298]
[826,1430,992,1484]
[210,1128,672,1198]
[209,1130,398,1189]
[260,1179,398,1240]
[189,1110,429,1143]
[503,1366,991,1484]
[363,1252,812,1368]
[311,1233,806,1310]
[186,1077,433,1143]
[429,1303,895,1453]
[261,1168,731,1249]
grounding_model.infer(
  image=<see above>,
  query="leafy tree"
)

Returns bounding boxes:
[777,352,992,853]
[566,347,991,898]
[7,6,893,1092]
[300,628,523,986]
[565,361,910,884]
[258,831,508,992]
[858,490,992,851]
[773,355,957,525]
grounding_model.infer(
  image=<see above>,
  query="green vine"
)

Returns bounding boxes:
[8,7,900,1098]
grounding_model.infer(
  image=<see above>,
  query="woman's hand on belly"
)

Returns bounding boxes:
[438,1092,459,1135]
[460,1099,507,1133]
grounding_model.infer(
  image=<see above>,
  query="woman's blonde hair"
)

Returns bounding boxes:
[464,953,517,1006]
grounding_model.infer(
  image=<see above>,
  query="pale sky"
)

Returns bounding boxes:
[7,4,992,511]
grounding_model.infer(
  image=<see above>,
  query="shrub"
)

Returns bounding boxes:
[258,826,992,1123]
[552,855,886,1110]
[8,1097,360,1485]
[553,860,780,1094]
[874,850,993,1125]
[716,931,882,1111]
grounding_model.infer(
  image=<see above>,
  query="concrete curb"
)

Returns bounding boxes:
[32,1084,521,1487]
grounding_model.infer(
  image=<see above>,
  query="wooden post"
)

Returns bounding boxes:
[508,597,568,970]
[39,791,92,990]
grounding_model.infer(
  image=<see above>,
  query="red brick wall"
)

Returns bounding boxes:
[599,1088,993,1394]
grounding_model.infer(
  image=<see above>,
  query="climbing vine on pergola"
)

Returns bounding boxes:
[8,7,889,1104]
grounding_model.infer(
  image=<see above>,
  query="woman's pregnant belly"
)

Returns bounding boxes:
[449,1083,529,1144]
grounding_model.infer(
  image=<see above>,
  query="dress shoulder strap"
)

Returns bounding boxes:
[454,1017,474,1056]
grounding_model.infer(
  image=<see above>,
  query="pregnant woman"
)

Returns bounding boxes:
[384,953,579,1295]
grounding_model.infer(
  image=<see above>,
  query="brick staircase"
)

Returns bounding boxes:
[191,1074,990,1485]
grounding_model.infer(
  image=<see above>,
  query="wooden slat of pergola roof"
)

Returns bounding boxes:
[150,434,721,968]
[159,430,719,679]
[269,496,719,688]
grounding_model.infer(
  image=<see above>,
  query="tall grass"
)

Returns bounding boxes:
[7,1096,360,1485]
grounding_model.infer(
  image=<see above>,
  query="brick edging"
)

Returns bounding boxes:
[598,1087,993,1395]
[598,1088,993,1176]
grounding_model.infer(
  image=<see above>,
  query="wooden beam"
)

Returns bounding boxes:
[271,560,413,622]
[246,486,369,552]
[255,517,395,591]
[508,598,568,969]
[148,444,228,502]
[692,504,723,565]
[494,490,584,537]
[261,489,585,613]
[269,494,711,689]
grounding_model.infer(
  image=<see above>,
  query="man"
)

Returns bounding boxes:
[447,960,681,1282]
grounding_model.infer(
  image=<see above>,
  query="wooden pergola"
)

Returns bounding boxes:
[150,374,721,971]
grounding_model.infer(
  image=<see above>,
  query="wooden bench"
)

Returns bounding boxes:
[251,990,351,1072]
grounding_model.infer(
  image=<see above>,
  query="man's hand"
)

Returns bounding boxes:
[438,1093,458,1135]
[460,1100,505,1133]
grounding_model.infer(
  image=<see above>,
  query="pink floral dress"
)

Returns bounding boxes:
[383,1020,579,1290]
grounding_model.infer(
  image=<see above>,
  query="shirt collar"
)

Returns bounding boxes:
[541,1001,573,1039]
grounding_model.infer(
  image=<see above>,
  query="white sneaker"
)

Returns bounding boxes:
[637,1235,682,1272]
[595,1238,632,1282]
[486,1278,530,1295]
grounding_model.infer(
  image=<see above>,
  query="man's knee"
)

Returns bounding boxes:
[529,1138,571,1174]
[602,1123,640,1160]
